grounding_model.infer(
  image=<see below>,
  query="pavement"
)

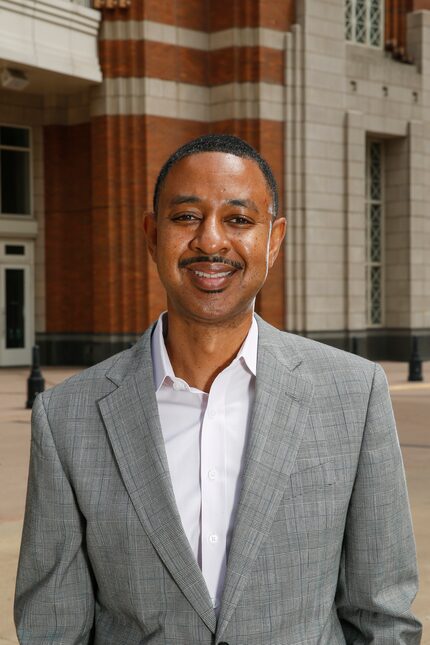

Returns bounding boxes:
[0,362,429,644]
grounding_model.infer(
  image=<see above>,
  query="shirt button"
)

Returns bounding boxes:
[209,534,218,544]
[208,469,217,480]
[207,409,216,418]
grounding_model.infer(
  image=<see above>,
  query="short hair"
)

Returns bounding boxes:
[153,133,279,217]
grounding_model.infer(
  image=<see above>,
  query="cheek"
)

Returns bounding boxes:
[239,237,270,273]
[157,237,182,269]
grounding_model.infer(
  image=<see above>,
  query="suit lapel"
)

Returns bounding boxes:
[98,328,216,633]
[216,319,314,640]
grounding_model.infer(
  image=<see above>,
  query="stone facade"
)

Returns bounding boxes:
[288,2,430,359]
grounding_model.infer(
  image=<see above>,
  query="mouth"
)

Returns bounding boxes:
[185,263,238,292]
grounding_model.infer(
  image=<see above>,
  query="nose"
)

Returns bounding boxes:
[189,214,229,255]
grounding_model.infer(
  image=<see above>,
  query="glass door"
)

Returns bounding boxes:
[0,264,33,365]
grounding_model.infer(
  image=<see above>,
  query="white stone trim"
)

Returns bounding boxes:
[284,24,306,332]
[100,20,286,51]
[0,0,100,36]
[100,19,208,49]
[0,0,102,83]
[31,126,46,334]
[0,218,38,238]
[91,78,285,122]
[210,27,285,50]
[91,77,210,121]
[210,82,284,121]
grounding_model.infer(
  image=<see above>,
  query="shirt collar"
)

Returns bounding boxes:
[151,312,258,392]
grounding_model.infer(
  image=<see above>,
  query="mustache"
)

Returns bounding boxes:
[178,255,244,271]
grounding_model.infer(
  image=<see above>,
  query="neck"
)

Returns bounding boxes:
[164,309,254,393]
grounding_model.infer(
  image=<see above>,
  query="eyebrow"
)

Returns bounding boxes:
[169,195,202,206]
[169,195,259,212]
[225,198,259,213]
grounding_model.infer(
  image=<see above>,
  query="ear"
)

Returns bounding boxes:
[143,211,157,262]
[268,217,286,269]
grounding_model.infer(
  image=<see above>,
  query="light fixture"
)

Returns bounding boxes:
[1,67,29,91]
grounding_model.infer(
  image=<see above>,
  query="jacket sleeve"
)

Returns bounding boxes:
[335,363,422,643]
[14,393,95,644]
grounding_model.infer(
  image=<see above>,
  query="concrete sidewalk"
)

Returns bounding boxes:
[1,363,429,644]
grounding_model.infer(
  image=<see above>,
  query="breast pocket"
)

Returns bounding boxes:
[290,458,336,498]
[284,459,338,533]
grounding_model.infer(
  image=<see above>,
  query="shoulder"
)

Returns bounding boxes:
[285,330,373,371]
[256,318,389,435]
[39,350,127,416]
[256,315,378,391]
[40,324,155,417]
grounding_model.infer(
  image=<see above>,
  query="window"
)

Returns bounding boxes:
[346,0,383,47]
[5,244,25,255]
[0,126,31,216]
[6,268,25,348]
[365,141,384,327]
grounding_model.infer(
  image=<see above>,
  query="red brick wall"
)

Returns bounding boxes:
[90,115,149,333]
[99,40,209,83]
[44,124,93,333]
[101,0,294,31]
[209,0,294,31]
[101,0,209,30]
[209,47,284,85]
[99,41,283,86]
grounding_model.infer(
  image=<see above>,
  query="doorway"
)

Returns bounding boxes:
[0,242,34,366]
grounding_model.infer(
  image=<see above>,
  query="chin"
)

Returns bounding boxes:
[184,301,254,325]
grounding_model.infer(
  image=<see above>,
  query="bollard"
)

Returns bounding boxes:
[408,336,423,382]
[26,345,45,409]
[351,336,358,355]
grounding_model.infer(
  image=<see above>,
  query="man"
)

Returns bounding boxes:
[15,134,421,644]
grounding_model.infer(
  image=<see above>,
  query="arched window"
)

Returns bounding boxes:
[346,0,383,47]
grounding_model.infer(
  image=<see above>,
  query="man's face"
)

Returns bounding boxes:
[144,151,286,325]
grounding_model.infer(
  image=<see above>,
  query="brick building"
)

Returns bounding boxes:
[0,0,429,366]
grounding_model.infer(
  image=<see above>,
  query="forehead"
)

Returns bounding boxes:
[159,151,271,204]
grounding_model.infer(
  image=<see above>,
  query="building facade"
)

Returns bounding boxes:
[0,0,429,365]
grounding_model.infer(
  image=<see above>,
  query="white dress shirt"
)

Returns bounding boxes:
[151,313,257,613]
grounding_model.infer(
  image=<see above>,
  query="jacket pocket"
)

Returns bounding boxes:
[289,458,336,498]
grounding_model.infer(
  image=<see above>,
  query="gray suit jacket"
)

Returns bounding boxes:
[15,316,422,644]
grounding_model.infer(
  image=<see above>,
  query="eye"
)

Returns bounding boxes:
[228,216,253,226]
[172,212,200,222]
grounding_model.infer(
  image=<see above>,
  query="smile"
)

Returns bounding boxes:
[192,270,233,278]
[185,263,238,292]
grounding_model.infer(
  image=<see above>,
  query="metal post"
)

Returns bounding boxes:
[351,336,358,355]
[26,345,45,409]
[408,336,423,382]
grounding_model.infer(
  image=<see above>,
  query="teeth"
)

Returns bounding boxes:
[193,270,232,278]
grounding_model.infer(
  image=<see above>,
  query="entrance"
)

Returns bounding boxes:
[0,242,34,366]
